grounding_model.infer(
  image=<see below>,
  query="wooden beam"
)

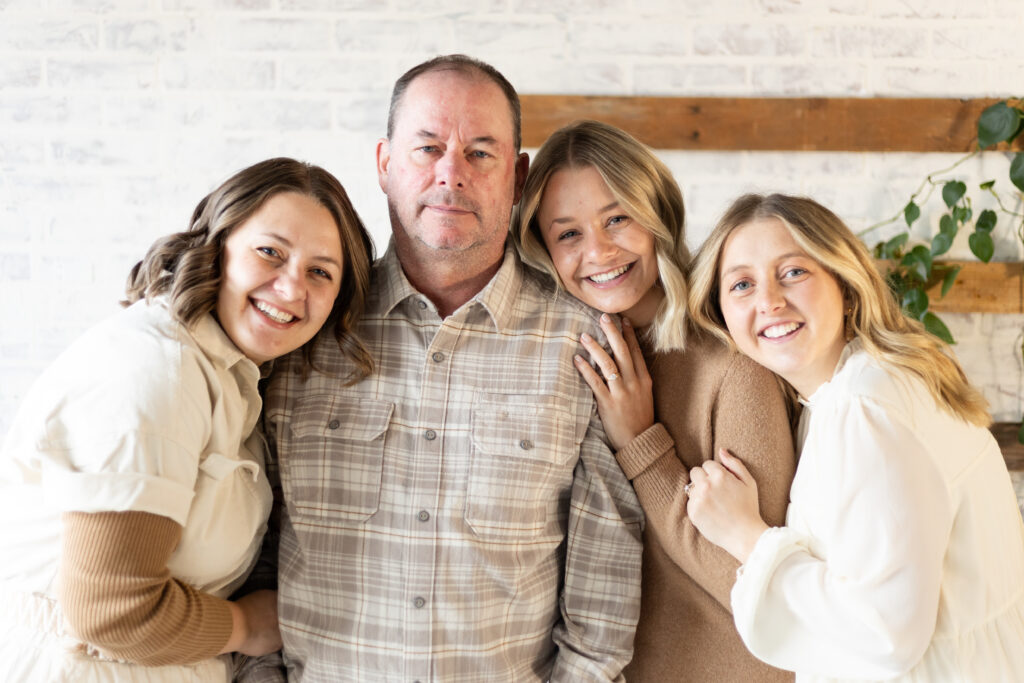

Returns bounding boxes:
[874,260,1023,314]
[926,261,1024,314]
[992,423,1024,471]
[521,96,1024,153]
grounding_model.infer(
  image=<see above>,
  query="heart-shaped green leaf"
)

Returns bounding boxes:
[903,201,920,227]
[975,209,997,233]
[1010,152,1024,193]
[930,232,953,256]
[940,265,961,298]
[902,288,929,318]
[942,180,966,208]
[939,214,956,236]
[977,102,1021,149]
[921,312,954,344]
[968,230,994,263]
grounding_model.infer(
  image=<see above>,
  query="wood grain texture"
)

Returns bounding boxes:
[925,261,1024,314]
[991,423,1024,470]
[520,96,1024,152]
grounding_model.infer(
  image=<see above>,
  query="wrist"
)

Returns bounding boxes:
[731,520,769,564]
[219,600,247,655]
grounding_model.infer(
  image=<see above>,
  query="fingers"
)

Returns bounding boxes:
[574,354,610,398]
[579,332,620,384]
[620,318,652,384]
[598,313,635,379]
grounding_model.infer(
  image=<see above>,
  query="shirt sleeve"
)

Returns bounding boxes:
[550,409,644,683]
[36,325,213,525]
[59,510,233,665]
[731,394,951,679]
[614,356,796,609]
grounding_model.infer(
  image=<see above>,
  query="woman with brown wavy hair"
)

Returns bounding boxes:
[0,157,374,682]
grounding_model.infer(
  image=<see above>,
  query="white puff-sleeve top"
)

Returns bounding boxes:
[732,339,1024,682]
[0,298,272,600]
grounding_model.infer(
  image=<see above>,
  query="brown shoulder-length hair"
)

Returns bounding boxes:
[123,157,375,382]
[688,193,989,427]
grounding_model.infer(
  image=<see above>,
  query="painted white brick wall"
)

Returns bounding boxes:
[2,0,1024,446]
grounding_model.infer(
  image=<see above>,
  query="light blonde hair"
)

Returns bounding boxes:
[689,193,990,427]
[511,120,690,351]
[124,157,375,382]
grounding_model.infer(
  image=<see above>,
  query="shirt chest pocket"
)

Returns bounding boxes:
[466,396,581,538]
[284,395,394,523]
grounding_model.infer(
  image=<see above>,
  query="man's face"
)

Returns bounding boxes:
[376,70,527,268]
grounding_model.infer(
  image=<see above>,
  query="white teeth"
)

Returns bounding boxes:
[588,264,630,283]
[254,300,295,323]
[762,322,800,339]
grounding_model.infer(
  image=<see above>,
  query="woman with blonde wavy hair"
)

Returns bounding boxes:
[686,192,1024,682]
[0,157,374,682]
[513,120,797,681]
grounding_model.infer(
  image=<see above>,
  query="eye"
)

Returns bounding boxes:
[557,228,580,241]
[782,266,808,279]
[309,267,333,280]
[257,246,281,259]
[728,279,753,293]
[607,215,631,227]
[470,150,491,159]
[417,145,439,154]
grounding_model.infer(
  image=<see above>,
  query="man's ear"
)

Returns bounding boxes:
[375,137,391,193]
[512,152,530,204]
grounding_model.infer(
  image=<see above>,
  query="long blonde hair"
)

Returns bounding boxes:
[511,120,691,351]
[689,193,990,427]
[124,157,375,382]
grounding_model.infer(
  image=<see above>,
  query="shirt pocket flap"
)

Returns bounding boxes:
[290,397,394,443]
[470,397,578,467]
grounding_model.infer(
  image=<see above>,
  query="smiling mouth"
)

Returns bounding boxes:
[254,299,296,324]
[761,321,802,339]
[587,263,633,284]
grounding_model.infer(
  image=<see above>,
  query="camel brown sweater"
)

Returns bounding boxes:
[59,510,234,665]
[618,332,797,682]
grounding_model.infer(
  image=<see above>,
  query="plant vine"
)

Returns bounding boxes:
[860,98,1024,436]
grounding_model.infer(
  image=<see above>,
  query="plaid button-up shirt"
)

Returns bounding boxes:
[240,245,643,683]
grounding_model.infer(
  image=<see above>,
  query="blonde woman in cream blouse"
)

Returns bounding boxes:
[0,158,374,682]
[686,192,1024,681]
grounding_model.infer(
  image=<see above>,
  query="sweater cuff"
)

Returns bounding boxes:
[615,423,675,480]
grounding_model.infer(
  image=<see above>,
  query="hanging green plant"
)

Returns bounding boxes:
[864,98,1024,436]
[866,98,1023,343]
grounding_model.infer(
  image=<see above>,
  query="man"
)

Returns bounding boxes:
[239,54,643,682]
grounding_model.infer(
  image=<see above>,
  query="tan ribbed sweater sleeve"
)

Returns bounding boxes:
[615,344,797,611]
[59,510,234,666]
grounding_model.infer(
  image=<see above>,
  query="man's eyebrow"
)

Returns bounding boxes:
[413,130,499,146]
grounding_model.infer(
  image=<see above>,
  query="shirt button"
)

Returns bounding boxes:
[424,429,437,441]
[519,439,533,450]
[417,300,427,310]
[431,351,444,363]
[417,510,430,522]
[413,596,426,608]
[328,419,340,430]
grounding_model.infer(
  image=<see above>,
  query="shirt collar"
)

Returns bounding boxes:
[188,304,258,375]
[375,240,523,333]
